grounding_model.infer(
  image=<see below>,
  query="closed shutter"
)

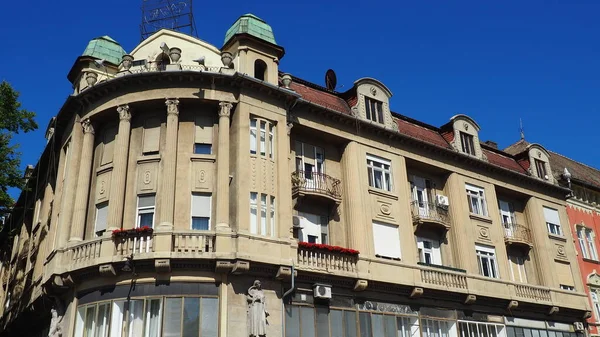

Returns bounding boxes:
[95,202,109,233]
[191,194,211,218]
[372,222,401,259]
[543,207,560,225]
[195,116,213,144]
[556,261,574,287]
[142,118,161,154]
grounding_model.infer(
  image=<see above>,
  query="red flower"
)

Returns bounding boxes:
[298,241,359,255]
[111,227,154,239]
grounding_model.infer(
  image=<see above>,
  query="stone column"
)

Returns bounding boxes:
[69,119,95,242]
[445,172,474,272]
[57,116,83,248]
[107,105,132,230]
[158,99,180,229]
[215,102,232,230]
[341,141,368,253]
[525,197,556,286]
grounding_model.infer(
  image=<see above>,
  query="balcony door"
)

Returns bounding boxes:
[499,200,514,236]
[412,176,430,217]
[295,142,325,190]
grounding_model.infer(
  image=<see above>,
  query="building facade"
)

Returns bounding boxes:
[0,13,592,337]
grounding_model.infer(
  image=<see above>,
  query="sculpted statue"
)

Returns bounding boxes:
[247,280,269,337]
[48,304,64,337]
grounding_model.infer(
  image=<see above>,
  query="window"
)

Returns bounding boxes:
[250,117,275,158]
[74,297,218,337]
[560,284,575,291]
[194,116,213,155]
[543,207,562,236]
[466,184,487,216]
[191,193,211,230]
[535,159,547,179]
[373,222,401,259]
[577,227,598,260]
[367,155,392,192]
[508,254,527,283]
[298,213,329,244]
[94,202,109,236]
[365,97,384,124]
[416,237,441,265]
[295,142,325,178]
[458,321,505,337]
[476,244,499,278]
[142,117,161,155]
[421,318,454,337]
[254,59,267,81]
[137,194,155,228]
[591,291,600,321]
[556,261,575,291]
[460,132,476,155]
[250,193,276,237]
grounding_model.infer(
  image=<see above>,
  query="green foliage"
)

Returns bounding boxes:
[0,81,37,216]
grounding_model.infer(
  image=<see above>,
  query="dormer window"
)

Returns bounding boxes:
[535,159,547,179]
[365,97,384,124]
[460,132,476,155]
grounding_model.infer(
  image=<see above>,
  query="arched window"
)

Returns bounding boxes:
[155,53,171,71]
[254,59,267,81]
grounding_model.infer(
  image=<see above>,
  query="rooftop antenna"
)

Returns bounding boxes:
[519,118,525,140]
[140,0,197,41]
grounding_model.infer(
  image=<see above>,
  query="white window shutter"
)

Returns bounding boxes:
[95,203,108,233]
[372,222,401,259]
[191,194,211,218]
[195,116,213,144]
[543,207,560,225]
[143,118,161,154]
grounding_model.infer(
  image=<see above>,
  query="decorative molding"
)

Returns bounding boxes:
[81,118,95,135]
[165,98,180,116]
[588,271,600,286]
[117,105,131,121]
[354,279,369,292]
[469,213,493,224]
[155,259,171,273]
[477,226,491,241]
[464,294,476,304]
[367,188,399,201]
[98,264,116,277]
[218,101,233,118]
[555,243,567,260]
[410,287,423,298]
[276,266,293,280]
[232,260,250,274]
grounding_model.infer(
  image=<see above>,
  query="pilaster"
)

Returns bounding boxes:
[70,118,95,242]
[107,105,132,230]
[215,102,232,230]
[341,141,368,254]
[158,98,179,230]
[446,172,474,272]
[57,116,83,248]
[525,197,557,287]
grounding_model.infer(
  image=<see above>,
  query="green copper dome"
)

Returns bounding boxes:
[82,36,126,65]
[224,14,277,45]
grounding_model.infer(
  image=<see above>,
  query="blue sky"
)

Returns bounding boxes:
[2,1,600,198]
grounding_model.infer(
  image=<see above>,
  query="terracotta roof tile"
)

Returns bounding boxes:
[396,119,452,149]
[289,82,350,115]
[484,149,527,174]
[441,130,455,143]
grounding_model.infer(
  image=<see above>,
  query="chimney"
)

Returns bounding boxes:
[484,140,498,149]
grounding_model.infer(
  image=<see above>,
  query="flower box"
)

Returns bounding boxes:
[298,241,359,256]
[112,226,153,239]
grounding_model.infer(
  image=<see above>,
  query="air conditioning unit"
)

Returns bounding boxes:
[574,322,585,331]
[436,195,450,206]
[292,215,304,228]
[313,284,332,299]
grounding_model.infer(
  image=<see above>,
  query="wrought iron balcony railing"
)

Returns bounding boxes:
[503,223,532,246]
[292,171,342,203]
[410,200,450,228]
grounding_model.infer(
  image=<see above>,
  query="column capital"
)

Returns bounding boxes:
[81,118,95,135]
[218,101,233,118]
[117,105,131,121]
[165,98,180,116]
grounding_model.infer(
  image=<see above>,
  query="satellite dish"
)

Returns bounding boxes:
[325,69,337,91]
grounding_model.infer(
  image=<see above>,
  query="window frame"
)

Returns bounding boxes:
[249,116,276,159]
[466,184,488,217]
[591,290,600,322]
[364,97,385,124]
[460,132,476,155]
[94,201,109,237]
[476,244,499,279]
[560,284,575,291]
[372,221,402,259]
[534,158,548,179]
[416,236,442,265]
[367,154,393,192]
[136,194,156,228]
[191,193,211,230]
[543,207,562,236]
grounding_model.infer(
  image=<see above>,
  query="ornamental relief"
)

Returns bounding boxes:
[477,225,491,242]
[250,157,257,190]
[137,163,157,192]
[96,171,111,202]
[193,161,213,191]
[555,243,567,260]
[372,196,396,222]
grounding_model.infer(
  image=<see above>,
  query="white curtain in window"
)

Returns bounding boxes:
[109,301,125,337]
[144,299,162,337]
[250,119,257,154]
[191,194,211,227]
[250,193,258,234]
[128,300,144,337]
[74,307,85,337]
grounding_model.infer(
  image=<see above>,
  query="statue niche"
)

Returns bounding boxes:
[247,280,269,337]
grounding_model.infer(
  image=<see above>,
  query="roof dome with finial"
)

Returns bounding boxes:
[82,36,126,65]
[224,14,277,46]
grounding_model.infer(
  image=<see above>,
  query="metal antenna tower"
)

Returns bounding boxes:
[140,0,197,40]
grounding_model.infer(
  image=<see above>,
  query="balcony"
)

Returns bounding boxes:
[292,171,342,204]
[418,263,468,290]
[296,243,358,275]
[503,223,533,248]
[410,201,451,230]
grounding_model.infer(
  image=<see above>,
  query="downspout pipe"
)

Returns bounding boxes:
[282,264,295,337]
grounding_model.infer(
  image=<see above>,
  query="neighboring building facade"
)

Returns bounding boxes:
[0,13,591,337]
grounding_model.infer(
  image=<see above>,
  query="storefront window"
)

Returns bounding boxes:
[74,296,218,337]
